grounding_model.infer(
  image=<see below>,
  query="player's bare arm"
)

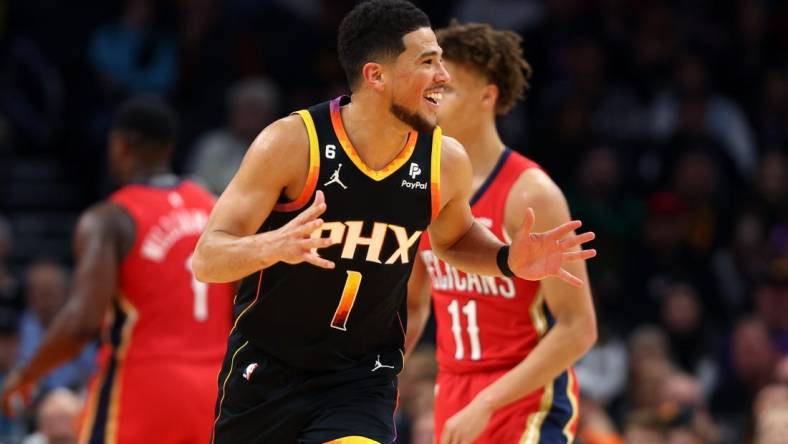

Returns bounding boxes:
[193,116,336,283]
[429,136,596,284]
[0,203,131,416]
[440,170,597,444]
[404,255,432,358]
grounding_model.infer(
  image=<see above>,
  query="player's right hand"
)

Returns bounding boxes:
[263,190,337,269]
[1,368,34,418]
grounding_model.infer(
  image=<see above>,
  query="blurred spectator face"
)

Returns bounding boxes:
[123,0,152,28]
[676,97,707,134]
[737,0,766,44]
[732,318,778,390]
[667,427,701,444]
[753,384,788,418]
[625,424,665,444]
[436,60,488,141]
[644,193,686,254]
[0,330,18,372]
[777,357,788,384]
[755,407,788,444]
[661,284,701,335]
[633,359,671,409]
[37,388,82,444]
[629,327,673,408]
[228,78,281,143]
[672,149,718,203]
[756,150,788,206]
[564,38,605,96]
[0,217,10,263]
[674,55,707,96]
[25,260,68,326]
[577,146,619,198]
[754,283,788,332]
[630,326,671,368]
[662,372,702,408]
[633,4,677,73]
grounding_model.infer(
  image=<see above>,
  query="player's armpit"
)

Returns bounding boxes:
[404,254,432,359]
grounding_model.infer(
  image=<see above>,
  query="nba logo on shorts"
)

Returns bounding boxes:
[409,162,421,179]
[243,363,259,381]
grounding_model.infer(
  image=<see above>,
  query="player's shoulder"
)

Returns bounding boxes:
[76,201,136,254]
[249,114,309,156]
[511,166,564,208]
[438,134,471,169]
[241,114,311,175]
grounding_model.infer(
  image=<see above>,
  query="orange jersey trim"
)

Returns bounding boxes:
[275,109,321,212]
[430,127,442,222]
[329,99,418,181]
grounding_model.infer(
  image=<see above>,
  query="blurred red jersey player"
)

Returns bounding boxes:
[406,22,598,444]
[1,97,233,444]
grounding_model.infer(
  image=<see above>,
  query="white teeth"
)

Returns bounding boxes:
[425,92,443,103]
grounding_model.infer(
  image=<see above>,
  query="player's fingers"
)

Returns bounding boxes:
[562,249,597,262]
[288,191,327,226]
[558,231,595,249]
[544,219,582,241]
[558,268,583,287]
[297,218,324,235]
[302,252,335,269]
[302,236,335,250]
[519,207,535,235]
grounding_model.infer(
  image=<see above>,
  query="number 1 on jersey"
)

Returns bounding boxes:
[185,255,209,322]
[331,271,362,331]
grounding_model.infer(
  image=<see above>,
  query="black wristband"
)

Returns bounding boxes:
[497,245,515,277]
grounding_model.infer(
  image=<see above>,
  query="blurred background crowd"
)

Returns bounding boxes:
[0,0,787,443]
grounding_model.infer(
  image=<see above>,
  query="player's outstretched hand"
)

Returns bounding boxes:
[508,207,596,286]
[267,190,337,269]
[0,368,34,418]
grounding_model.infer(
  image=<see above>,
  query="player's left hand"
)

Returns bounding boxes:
[509,207,596,286]
[440,398,494,444]
[0,368,35,418]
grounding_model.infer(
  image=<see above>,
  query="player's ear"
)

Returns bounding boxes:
[481,84,499,112]
[362,62,386,92]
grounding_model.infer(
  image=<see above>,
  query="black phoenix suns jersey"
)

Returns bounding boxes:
[235,96,442,372]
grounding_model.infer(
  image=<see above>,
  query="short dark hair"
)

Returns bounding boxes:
[112,96,178,149]
[337,0,430,90]
[437,21,532,115]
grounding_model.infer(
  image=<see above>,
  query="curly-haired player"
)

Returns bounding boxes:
[406,21,598,444]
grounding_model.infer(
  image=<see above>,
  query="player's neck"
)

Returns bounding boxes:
[458,119,506,189]
[341,93,414,170]
[127,165,175,186]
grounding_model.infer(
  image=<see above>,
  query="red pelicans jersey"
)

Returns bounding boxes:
[105,180,232,364]
[420,149,544,374]
[80,179,233,444]
[421,149,581,444]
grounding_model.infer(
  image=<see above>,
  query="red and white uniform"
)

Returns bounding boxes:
[421,149,580,443]
[79,180,233,444]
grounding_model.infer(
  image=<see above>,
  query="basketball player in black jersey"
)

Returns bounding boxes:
[193,1,596,443]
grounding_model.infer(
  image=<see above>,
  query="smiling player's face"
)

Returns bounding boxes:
[387,27,451,132]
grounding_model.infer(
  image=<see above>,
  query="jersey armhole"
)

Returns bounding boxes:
[274,110,321,212]
[430,127,442,222]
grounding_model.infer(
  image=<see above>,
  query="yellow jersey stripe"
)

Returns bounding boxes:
[430,127,442,222]
[276,110,321,212]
